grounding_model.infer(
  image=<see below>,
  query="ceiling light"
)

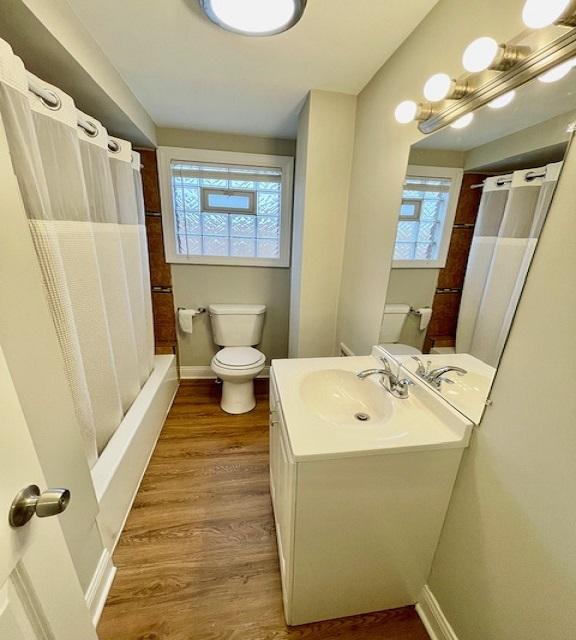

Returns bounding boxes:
[538,58,576,82]
[462,37,529,73]
[199,0,307,36]
[394,101,419,124]
[488,90,516,109]
[522,0,576,28]
[451,113,474,129]
[423,74,453,102]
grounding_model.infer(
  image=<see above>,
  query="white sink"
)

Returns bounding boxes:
[271,356,472,460]
[299,369,394,426]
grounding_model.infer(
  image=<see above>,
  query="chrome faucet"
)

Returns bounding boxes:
[411,357,467,389]
[357,357,413,399]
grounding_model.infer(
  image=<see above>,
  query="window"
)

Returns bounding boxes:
[158,147,294,267]
[393,165,463,268]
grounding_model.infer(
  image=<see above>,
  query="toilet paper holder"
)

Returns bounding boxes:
[177,307,206,314]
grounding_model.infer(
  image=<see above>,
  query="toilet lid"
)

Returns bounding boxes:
[215,347,265,368]
[381,343,422,356]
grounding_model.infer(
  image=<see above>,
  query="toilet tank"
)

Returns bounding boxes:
[209,304,266,346]
[380,304,410,342]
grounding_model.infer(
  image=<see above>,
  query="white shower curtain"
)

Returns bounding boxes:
[457,162,562,367]
[0,39,154,465]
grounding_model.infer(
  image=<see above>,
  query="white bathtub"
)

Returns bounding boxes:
[90,354,179,550]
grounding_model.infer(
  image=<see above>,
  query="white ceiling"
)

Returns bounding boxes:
[66,0,438,138]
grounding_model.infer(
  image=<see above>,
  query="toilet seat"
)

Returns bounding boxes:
[214,346,265,369]
[381,343,422,356]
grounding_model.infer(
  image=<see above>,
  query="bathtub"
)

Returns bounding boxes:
[90,354,179,550]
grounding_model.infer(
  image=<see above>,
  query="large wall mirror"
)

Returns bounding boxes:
[382,68,574,423]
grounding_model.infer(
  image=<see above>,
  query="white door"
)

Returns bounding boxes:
[0,345,98,640]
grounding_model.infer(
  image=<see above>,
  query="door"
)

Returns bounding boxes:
[0,345,98,640]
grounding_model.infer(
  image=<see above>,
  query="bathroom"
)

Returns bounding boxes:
[0,0,574,639]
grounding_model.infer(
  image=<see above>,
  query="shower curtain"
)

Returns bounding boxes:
[0,39,154,466]
[457,162,562,367]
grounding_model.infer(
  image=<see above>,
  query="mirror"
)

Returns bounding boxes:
[383,70,575,423]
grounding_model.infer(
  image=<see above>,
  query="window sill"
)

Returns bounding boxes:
[167,254,290,268]
[392,260,446,269]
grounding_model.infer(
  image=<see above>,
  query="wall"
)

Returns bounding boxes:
[0,0,156,145]
[289,90,357,357]
[336,0,526,356]
[427,137,576,640]
[157,129,296,368]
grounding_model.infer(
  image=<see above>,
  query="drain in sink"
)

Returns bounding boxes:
[354,412,370,422]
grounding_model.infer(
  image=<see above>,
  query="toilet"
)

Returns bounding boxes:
[209,304,266,414]
[379,303,422,356]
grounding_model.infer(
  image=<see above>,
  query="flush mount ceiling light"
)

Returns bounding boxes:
[522,0,576,29]
[538,57,576,82]
[462,37,529,73]
[199,0,307,36]
[488,90,516,109]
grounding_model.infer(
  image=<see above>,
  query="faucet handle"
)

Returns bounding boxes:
[378,356,392,373]
[411,356,426,376]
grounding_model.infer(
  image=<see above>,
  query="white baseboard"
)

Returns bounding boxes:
[85,548,117,626]
[416,585,459,640]
[180,365,270,379]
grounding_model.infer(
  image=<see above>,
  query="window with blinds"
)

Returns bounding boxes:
[170,160,288,264]
[391,166,463,269]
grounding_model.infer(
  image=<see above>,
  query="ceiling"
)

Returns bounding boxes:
[66,0,438,138]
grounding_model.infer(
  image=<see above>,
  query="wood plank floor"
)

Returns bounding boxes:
[98,380,430,640]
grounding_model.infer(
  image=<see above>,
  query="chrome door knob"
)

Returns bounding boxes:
[9,485,71,528]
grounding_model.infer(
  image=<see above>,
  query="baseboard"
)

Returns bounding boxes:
[416,585,459,640]
[180,365,270,379]
[339,342,355,357]
[85,548,117,626]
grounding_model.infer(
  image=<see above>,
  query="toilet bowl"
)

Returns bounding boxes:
[208,304,267,414]
[210,346,266,414]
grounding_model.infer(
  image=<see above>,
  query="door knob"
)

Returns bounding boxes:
[9,484,71,528]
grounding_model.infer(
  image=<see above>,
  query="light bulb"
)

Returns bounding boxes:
[451,113,474,129]
[200,0,303,36]
[462,37,499,73]
[423,73,453,102]
[538,58,576,83]
[488,90,516,109]
[394,100,418,124]
[522,0,572,28]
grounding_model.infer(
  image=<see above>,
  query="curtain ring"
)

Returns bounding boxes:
[108,140,120,153]
[39,89,61,111]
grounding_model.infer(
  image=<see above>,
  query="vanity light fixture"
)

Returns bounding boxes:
[394,100,434,124]
[450,113,474,129]
[462,37,529,73]
[538,57,576,82]
[423,73,471,102]
[522,0,576,29]
[199,0,307,36]
[488,90,516,109]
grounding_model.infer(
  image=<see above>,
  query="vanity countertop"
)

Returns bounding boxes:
[271,355,472,461]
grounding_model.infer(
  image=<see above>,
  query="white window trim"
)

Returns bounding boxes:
[158,146,294,268]
[393,164,464,269]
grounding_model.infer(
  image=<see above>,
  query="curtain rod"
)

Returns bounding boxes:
[470,170,547,190]
[27,81,120,153]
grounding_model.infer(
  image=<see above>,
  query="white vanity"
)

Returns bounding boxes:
[269,353,472,625]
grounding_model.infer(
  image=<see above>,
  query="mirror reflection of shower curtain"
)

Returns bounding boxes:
[0,40,154,465]
[459,163,562,367]
[456,176,511,354]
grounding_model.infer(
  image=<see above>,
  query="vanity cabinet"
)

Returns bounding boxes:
[269,369,466,626]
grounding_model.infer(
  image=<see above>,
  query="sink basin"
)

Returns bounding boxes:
[299,369,393,426]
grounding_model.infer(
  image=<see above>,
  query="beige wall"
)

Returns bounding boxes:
[427,137,576,640]
[0,0,156,145]
[336,0,525,356]
[172,265,290,367]
[163,130,295,367]
[290,90,357,357]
